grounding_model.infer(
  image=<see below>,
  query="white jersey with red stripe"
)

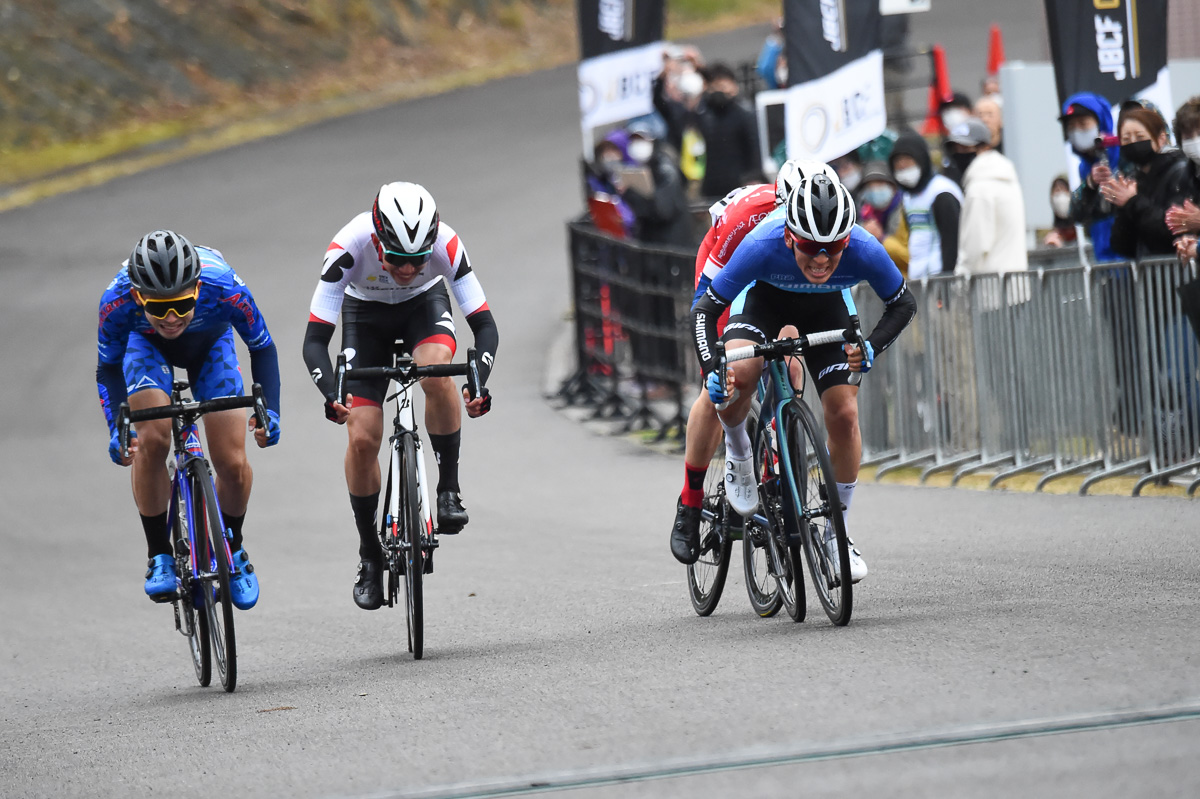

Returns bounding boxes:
[309,212,487,324]
[700,183,777,282]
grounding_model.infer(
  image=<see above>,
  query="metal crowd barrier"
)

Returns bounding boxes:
[561,215,1200,492]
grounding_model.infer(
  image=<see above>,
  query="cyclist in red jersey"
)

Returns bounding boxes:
[670,160,837,565]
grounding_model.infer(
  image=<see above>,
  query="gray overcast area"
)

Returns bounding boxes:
[2,2,1198,797]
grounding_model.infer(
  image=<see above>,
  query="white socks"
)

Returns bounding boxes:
[721,418,752,461]
[837,480,857,529]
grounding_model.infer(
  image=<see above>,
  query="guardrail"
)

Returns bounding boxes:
[558,217,1200,494]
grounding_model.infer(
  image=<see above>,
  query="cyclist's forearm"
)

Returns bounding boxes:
[96,359,127,434]
[691,290,727,375]
[302,319,338,399]
[248,342,282,414]
[465,308,498,386]
[866,283,917,355]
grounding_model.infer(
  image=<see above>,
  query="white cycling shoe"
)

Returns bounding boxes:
[823,526,868,583]
[724,455,759,518]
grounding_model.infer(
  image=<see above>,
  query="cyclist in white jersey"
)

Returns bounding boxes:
[303,182,498,610]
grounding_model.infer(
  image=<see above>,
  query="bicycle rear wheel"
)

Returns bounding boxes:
[400,434,424,659]
[743,411,783,617]
[687,444,732,617]
[786,400,852,626]
[192,462,238,691]
[172,482,210,687]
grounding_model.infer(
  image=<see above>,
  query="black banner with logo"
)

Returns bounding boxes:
[1044,0,1169,107]
[578,0,664,60]
[784,0,882,84]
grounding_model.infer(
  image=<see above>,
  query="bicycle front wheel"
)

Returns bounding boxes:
[172,481,210,687]
[785,400,852,626]
[400,434,424,659]
[687,443,732,617]
[192,462,238,691]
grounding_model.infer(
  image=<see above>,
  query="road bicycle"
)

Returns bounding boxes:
[687,318,866,626]
[335,346,481,660]
[117,382,268,692]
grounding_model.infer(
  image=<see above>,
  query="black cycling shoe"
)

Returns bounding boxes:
[436,490,468,534]
[671,498,702,565]
[353,557,384,610]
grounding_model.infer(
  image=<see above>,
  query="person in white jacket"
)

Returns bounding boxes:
[948,118,1028,276]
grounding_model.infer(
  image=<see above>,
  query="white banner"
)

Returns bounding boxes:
[577,42,664,145]
[784,49,886,163]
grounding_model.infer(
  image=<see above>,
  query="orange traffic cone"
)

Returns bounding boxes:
[986,24,1005,75]
[920,44,953,136]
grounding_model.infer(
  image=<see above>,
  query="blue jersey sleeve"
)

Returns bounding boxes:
[210,266,280,413]
[707,213,788,305]
[96,270,139,434]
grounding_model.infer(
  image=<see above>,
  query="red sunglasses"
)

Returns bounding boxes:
[793,235,850,257]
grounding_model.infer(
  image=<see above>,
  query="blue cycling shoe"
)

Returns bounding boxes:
[144,554,179,601]
[229,549,259,610]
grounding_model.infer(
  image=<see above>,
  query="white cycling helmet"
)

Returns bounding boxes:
[127,229,201,297]
[372,182,440,255]
[774,159,839,206]
[785,173,856,243]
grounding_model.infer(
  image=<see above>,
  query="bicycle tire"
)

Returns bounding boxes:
[192,462,238,691]
[172,483,210,687]
[786,400,852,626]
[381,455,399,608]
[757,408,805,623]
[400,434,424,659]
[687,443,732,617]
[743,410,783,617]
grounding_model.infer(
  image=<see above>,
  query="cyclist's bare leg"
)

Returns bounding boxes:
[204,408,252,517]
[820,384,861,483]
[129,388,173,516]
[413,341,458,436]
[683,389,723,469]
[345,405,384,496]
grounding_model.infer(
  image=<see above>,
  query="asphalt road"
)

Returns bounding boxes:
[2,9,1199,799]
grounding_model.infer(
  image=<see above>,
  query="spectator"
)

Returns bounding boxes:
[1166,96,1200,241]
[654,60,761,198]
[974,95,1004,153]
[949,118,1028,276]
[1061,93,1122,262]
[1104,102,1192,259]
[938,91,974,186]
[830,151,863,194]
[1043,175,1078,248]
[980,75,1002,105]
[756,19,785,89]
[585,133,637,238]
[857,161,909,273]
[617,120,694,247]
[653,46,705,154]
[889,129,962,279]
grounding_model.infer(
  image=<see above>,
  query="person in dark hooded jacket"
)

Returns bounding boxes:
[654,62,761,199]
[1103,102,1194,259]
[889,129,962,278]
[1062,92,1122,262]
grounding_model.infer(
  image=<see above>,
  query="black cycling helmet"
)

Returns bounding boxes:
[127,230,201,297]
[372,182,440,255]
[785,173,856,243]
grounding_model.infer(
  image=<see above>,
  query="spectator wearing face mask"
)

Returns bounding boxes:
[830,151,864,195]
[617,120,695,247]
[948,118,1028,276]
[857,161,909,273]
[693,63,762,199]
[1061,93,1122,262]
[938,92,974,186]
[1166,96,1200,257]
[1103,102,1193,259]
[586,134,637,238]
[889,129,962,279]
[1043,175,1078,248]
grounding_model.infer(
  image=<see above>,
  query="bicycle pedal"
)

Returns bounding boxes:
[149,590,179,604]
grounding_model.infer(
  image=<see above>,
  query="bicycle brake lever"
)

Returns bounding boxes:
[848,314,867,387]
[251,383,269,431]
[117,402,132,459]
[335,351,347,406]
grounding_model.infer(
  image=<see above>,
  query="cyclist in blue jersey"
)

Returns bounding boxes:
[96,230,282,609]
[690,174,916,583]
